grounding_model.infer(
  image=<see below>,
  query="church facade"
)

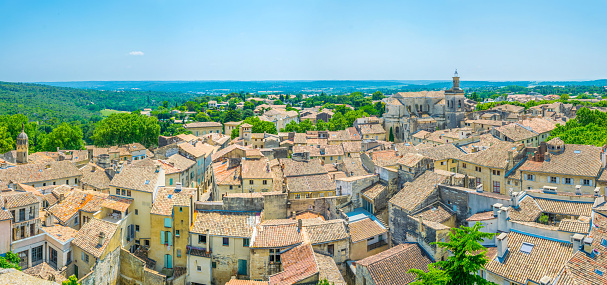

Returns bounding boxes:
[383,71,476,142]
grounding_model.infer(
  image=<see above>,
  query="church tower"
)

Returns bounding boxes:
[16,123,29,164]
[444,70,466,129]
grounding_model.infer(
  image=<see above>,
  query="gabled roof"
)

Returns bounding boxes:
[356,244,433,285]
[72,218,119,258]
[190,211,258,238]
[268,243,318,285]
[389,171,449,212]
[79,163,111,190]
[281,159,327,177]
[485,232,573,284]
[251,219,303,248]
[109,164,161,193]
[151,187,196,216]
[2,192,40,209]
[519,144,603,177]
[349,217,387,243]
[302,219,349,244]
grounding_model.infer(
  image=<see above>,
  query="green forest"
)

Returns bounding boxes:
[549,108,607,146]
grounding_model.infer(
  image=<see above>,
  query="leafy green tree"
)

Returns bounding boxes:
[62,275,80,285]
[408,264,450,285]
[315,119,328,131]
[92,113,160,147]
[560,94,570,100]
[0,126,14,153]
[0,251,20,270]
[538,213,549,225]
[372,91,384,100]
[40,123,84,151]
[433,222,496,285]
[318,278,334,285]
[273,100,284,105]
[224,109,242,123]
[389,127,395,142]
[243,101,255,110]
[230,117,277,139]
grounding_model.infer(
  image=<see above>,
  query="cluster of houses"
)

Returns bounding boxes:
[0,75,606,285]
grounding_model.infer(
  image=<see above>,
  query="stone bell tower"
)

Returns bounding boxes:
[16,123,29,164]
[445,70,466,129]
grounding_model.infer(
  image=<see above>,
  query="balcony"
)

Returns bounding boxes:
[367,239,388,251]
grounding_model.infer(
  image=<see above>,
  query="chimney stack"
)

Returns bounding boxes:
[595,187,601,197]
[511,191,519,208]
[98,232,106,247]
[492,203,503,217]
[498,207,509,232]
[476,184,483,193]
[206,229,211,253]
[539,276,551,285]
[583,237,594,254]
[571,234,584,254]
[297,219,302,232]
[496,233,508,260]
[176,182,182,192]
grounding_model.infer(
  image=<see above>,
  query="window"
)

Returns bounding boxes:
[492,170,501,176]
[520,242,534,254]
[249,180,253,185]
[145,240,150,246]
[116,189,120,195]
[212,262,217,268]
[32,246,43,264]
[462,163,467,168]
[50,247,57,267]
[161,231,172,245]
[550,176,558,183]
[526,174,535,181]
[164,254,172,269]
[30,223,35,236]
[564,178,573,185]
[197,265,202,272]
[81,252,89,263]
[582,179,592,186]
[66,251,72,264]
[306,193,311,198]
[476,177,481,186]
[135,209,139,215]
[122,189,126,196]
[19,209,25,222]
[164,218,172,228]
[199,235,206,243]
[263,180,267,185]
[127,190,131,197]
[136,225,140,232]
[176,230,180,237]
[223,237,229,246]
[66,179,69,185]
[229,185,233,190]
[74,216,79,225]
[177,249,181,257]
[493,181,500,193]
[269,249,281,263]
[440,161,444,165]
[295,194,300,199]
[475,166,481,172]
[243,238,250,247]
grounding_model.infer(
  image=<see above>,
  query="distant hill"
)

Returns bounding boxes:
[0,82,194,121]
[39,79,607,94]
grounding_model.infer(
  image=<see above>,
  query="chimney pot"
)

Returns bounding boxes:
[496,233,508,260]
[571,234,584,254]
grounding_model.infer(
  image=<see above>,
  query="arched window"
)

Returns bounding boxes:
[458,100,462,108]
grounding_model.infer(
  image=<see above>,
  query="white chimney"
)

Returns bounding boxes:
[498,207,509,232]
[595,187,601,197]
[492,203,503,217]
[511,192,519,208]
[583,237,594,254]
[476,184,483,193]
[539,276,551,285]
[575,185,582,196]
[176,182,182,192]
[571,234,584,254]
[496,233,508,260]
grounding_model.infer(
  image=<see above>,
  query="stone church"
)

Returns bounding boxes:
[383,71,476,142]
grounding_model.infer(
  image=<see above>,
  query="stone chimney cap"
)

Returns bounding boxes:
[496,233,508,240]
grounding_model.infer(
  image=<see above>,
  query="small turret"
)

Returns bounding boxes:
[16,123,29,164]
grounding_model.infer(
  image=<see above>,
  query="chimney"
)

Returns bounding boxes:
[571,234,584,254]
[155,165,161,173]
[418,215,424,234]
[297,219,302,232]
[595,187,601,197]
[511,191,519,208]
[498,207,509,232]
[91,166,96,172]
[545,153,551,162]
[583,237,594,254]
[492,203,503,217]
[476,184,484,193]
[206,229,211,253]
[496,233,508,260]
[176,182,182,192]
[98,232,106,247]
[59,193,65,202]
[539,276,551,285]
[575,185,582,195]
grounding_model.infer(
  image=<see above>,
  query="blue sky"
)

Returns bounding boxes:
[0,0,605,82]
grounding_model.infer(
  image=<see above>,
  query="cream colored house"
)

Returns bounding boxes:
[241,158,273,193]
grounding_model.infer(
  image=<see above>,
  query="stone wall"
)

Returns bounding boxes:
[336,175,379,210]
[288,196,349,220]
[79,247,120,285]
[144,268,166,285]
[118,248,146,285]
[154,143,180,159]
[262,193,288,220]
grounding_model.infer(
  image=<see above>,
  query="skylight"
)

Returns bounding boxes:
[595,269,603,276]
[168,194,173,199]
[520,242,534,254]
[144,180,150,185]
[574,150,581,154]
[602,239,607,248]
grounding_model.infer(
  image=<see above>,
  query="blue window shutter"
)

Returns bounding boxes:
[161,231,165,244]
[168,232,172,246]
[169,178,173,185]
[165,218,172,227]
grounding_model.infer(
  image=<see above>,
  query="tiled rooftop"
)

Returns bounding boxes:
[349,217,387,243]
[72,218,119,258]
[389,171,449,212]
[251,219,302,248]
[190,211,259,238]
[356,244,433,285]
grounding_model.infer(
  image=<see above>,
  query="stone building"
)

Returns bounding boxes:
[383,71,475,142]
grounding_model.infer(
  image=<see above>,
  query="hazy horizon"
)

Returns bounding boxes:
[1,0,606,82]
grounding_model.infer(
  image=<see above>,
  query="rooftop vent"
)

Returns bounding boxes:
[520,242,534,254]
[144,180,150,185]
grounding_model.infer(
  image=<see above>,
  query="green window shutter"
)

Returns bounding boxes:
[167,232,172,246]
[164,218,172,228]
[169,178,173,185]
[161,231,165,244]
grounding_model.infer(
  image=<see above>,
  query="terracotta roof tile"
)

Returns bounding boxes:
[213,161,241,186]
[413,203,455,224]
[519,144,603,177]
[150,187,196,216]
[269,243,317,285]
[389,171,449,212]
[557,219,590,233]
[110,164,161,193]
[252,219,303,248]
[72,218,119,258]
[242,158,273,179]
[302,219,349,244]
[315,252,347,285]
[190,211,258,238]
[281,159,327,177]
[225,280,268,285]
[79,163,111,190]
[41,225,78,242]
[2,192,40,209]
[349,218,387,243]
[485,232,573,284]
[534,197,593,217]
[356,244,433,285]
[466,211,495,222]
[509,196,542,222]
[362,183,386,201]
[286,174,335,193]
[23,262,66,283]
